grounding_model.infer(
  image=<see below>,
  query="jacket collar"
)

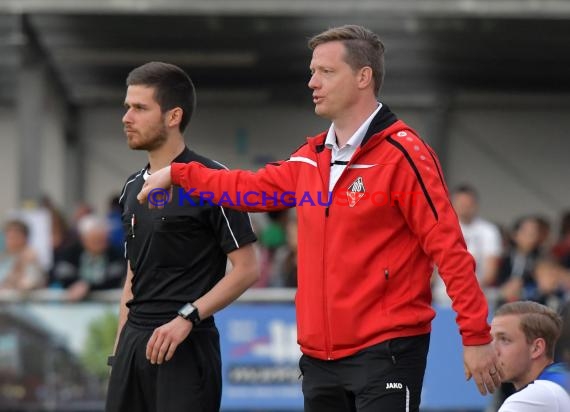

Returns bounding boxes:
[308,104,400,153]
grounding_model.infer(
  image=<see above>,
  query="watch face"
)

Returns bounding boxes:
[179,303,195,318]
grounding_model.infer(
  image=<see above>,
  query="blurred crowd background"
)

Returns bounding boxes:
[4,186,570,333]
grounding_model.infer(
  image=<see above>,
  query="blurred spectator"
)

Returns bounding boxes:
[0,219,45,290]
[265,212,299,287]
[107,194,125,254]
[51,215,125,301]
[69,202,94,239]
[496,216,543,303]
[255,210,289,287]
[552,210,570,268]
[43,200,83,287]
[44,198,76,250]
[280,217,298,287]
[50,206,70,252]
[534,214,552,253]
[72,202,94,223]
[432,185,502,305]
[452,185,503,287]
[260,210,288,250]
[556,301,570,363]
[527,259,569,312]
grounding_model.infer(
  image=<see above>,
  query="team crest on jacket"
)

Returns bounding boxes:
[347,176,365,207]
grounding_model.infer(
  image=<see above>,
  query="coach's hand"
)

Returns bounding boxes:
[137,165,173,208]
[463,343,503,395]
[146,316,193,364]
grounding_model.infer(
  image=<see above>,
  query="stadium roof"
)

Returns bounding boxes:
[1,0,570,106]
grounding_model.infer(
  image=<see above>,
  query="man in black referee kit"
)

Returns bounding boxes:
[105,61,259,412]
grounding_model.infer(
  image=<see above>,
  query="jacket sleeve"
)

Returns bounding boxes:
[387,135,491,346]
[171,157,299,213]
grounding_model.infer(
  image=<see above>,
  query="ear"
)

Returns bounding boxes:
[166,107,183,128]
[357,66,373,90]
[530,338,546,360]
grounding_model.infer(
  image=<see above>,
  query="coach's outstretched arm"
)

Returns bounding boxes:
[138,157,298,212]
[388,132,503,395]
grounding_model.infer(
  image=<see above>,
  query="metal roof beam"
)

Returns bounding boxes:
[1,0,570,19]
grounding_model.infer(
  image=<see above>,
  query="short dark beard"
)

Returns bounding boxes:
[138,130,168,152]
[129,121,168,151]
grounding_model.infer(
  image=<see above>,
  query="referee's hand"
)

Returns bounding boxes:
[146,316,193,364]
[137,165,173,208]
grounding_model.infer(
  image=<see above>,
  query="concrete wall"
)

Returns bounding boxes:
[447,104,570,227]
[0,108,19,219]
[40,83,67,211]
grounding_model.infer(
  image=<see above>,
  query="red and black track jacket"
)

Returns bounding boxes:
[171,105,491,360]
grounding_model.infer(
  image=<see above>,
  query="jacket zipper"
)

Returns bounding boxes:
[322,198,332,359]
[317,128,391,358]
[322,146,368,358]
[329,145,365,203]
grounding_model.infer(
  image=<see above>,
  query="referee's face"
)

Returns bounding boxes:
[122,85,168,151]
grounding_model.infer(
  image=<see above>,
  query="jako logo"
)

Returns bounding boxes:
[386,382,403,389]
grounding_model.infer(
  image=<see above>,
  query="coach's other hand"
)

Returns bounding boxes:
[138,165,173,208]
[463,343,503,395]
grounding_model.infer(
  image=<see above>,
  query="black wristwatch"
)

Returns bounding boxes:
[178,302,201,327]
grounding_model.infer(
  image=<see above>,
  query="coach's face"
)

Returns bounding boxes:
[308,41,364,121]
[122,85,168,151]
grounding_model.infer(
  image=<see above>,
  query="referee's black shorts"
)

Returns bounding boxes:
[300,333,430,412]
[105,319,222,412]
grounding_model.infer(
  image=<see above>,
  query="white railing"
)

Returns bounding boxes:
[0,287,296,303]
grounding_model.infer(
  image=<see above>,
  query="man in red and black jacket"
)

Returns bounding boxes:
[138,25,502,412]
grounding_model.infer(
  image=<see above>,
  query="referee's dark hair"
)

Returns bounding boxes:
[126,61,196,132]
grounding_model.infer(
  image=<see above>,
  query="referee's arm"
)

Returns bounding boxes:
[110,263,134,364]
[146,243,259,364]
[193,243,259,319]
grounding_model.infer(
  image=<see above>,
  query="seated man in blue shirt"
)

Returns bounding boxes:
[492,300,570,411]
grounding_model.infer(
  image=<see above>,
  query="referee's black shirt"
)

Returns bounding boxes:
[118,147,257,325]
